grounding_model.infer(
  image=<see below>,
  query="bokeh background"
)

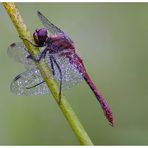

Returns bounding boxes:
[0,3,148,145]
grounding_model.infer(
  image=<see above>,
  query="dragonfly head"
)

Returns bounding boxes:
[33,28,48,46]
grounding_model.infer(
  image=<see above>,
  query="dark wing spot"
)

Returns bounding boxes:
[10,43,16,48]
[14,74,21,81]
[37,11,41,16]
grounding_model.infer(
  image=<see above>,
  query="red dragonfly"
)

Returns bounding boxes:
[7,11,114,126]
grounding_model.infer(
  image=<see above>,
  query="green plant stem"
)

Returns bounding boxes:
[3,2,94,145]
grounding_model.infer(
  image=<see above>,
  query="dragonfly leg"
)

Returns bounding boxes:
[27,48,48,62]
[51,56,62,103]
[49,56,55,76]
[26,81,45,89]
[38,48,48,61]
[19,36,43,47]
[27,54,37,61]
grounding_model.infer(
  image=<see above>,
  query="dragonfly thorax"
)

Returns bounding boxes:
[33,28,48,46]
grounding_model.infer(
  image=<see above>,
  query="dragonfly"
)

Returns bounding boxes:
[7,11,114,126]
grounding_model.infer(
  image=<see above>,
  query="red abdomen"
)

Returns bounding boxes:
[68,53,114,126]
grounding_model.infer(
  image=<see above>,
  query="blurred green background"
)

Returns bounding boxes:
[0,3,148,145]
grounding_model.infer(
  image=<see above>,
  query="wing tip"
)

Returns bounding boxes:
[10,43,16,48]
[37,11,43,17]
[37,10,41,14]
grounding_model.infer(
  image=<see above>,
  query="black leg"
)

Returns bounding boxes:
[49,56,55,76]
[27,48,48,62]
[26,81,45,89]
[38,48,48,61]
[19,36,43,47]
[27,54,36,61]
[51,56,62,103]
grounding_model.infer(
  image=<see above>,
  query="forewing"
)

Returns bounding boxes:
[7,42,36,69]
[37,11,73,43]
[10,68,49,95]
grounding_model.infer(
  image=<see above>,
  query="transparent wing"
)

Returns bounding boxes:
[7,42,36,69]
[7,42,28,63]
[46,54,83,89]
[10,68,49,95]
[10,55,83,95]
[37,11,73,43]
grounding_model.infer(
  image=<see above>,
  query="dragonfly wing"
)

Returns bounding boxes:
[37,11,74,44]
[10,68,50,95]
[46,54,83,89]
[10,55,83,95]
[7,42,36,69]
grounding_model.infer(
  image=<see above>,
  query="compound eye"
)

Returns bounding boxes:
[33,31,39,44]
[38,28,48,37]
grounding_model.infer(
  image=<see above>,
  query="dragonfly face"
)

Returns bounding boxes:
[33,28,48,46]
